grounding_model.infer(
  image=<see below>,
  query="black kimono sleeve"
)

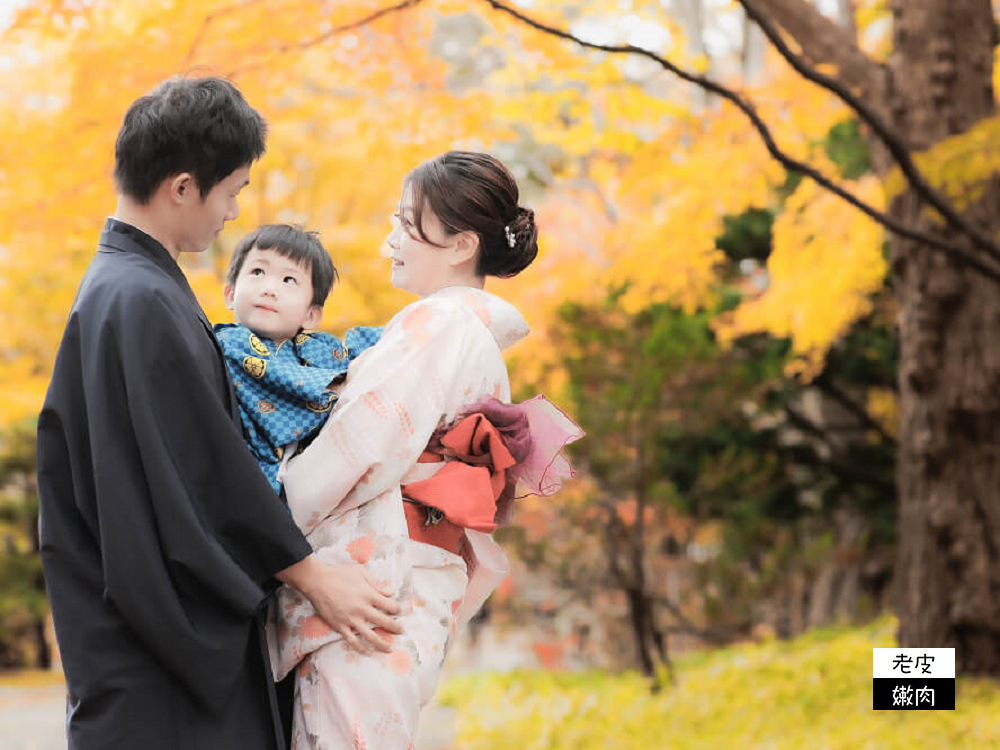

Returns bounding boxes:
[85,287,311,709]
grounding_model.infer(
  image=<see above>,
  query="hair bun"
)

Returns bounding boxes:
[503,208,534,250]
[512,207,534,234]
[405,151,540,279]
[493,206,537,278]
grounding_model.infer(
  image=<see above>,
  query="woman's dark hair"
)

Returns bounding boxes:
[114,76,267,204]
[226,224,338,307]
[404,151,538,278]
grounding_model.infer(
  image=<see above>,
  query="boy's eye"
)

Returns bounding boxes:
[249,268,264,276]
[283,276,297,285]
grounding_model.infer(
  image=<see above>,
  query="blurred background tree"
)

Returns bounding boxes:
[495,118,898,676]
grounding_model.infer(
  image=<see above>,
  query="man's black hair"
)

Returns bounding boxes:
[114,76,267,203]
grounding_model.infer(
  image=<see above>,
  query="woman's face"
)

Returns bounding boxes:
[386,185,459,297]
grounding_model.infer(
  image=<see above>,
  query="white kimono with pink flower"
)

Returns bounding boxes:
[271,286,531,750]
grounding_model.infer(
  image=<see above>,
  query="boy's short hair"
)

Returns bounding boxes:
[114,76,267,204]
[226,224,338,307]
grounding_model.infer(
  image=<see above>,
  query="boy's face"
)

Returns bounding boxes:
[224,247,322,342]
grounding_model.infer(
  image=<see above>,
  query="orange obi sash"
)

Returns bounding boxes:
[401,412,516,556]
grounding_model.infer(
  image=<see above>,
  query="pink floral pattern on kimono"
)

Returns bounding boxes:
[270,286,529,750]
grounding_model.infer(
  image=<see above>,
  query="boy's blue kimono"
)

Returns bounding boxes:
[214,323,383,492]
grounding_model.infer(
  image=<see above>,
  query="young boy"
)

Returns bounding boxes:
[214,224,382,493]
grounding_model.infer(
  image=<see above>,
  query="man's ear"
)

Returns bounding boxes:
[223,284,235,311]
[449,230,479,267]
[302,304,324,331]
[169,173,195,205]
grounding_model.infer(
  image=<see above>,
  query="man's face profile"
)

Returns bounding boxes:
[176,165,251,255]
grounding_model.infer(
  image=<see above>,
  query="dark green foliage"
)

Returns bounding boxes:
[0,419,49,669]
[825,120,872,180]
[716,208,774,264]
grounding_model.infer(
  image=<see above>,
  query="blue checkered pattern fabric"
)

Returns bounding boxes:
[214,323,384,493]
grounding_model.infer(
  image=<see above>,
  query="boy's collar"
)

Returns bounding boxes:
[216,321,307,350]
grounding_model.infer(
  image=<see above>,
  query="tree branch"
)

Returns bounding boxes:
[225,0,426,77]
[738,0,1000,266]
[780,404,896,493]
[740,0,876,97]
[652,593,736,645]
[181,0,272,71]
[481,0,1000,284]
[812,372,897,448]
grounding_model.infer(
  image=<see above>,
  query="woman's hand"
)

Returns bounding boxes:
[276,554,403,653]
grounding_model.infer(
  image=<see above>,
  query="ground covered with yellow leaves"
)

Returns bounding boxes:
[438,618,1000,749]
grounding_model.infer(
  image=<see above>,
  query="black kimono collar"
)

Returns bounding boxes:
[99,217,184,278]
[98,217,212,330]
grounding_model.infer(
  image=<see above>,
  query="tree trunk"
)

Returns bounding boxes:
[619,429,670,679]
[887,0,1000,674]
[33,616,51,670]
[625,586,656,675]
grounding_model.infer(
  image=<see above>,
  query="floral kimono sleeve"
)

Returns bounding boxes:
[281,298,473,536]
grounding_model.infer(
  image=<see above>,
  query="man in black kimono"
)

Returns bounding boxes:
[36,77,401,750]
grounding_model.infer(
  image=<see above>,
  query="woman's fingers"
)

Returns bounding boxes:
[362,569,399,603]
[367,591,403,620]
[365,607,403,635]
[352,619,394,653]
[339,625,370,655]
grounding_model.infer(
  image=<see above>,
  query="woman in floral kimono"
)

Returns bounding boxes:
[270,151,582,749]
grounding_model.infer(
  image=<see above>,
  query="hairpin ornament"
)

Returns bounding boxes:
[504,224,516,248]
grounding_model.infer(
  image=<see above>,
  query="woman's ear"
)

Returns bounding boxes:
[449,230,479,267]
[302,304,324,331]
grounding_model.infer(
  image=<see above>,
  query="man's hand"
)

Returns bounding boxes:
[276,555,403,653]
